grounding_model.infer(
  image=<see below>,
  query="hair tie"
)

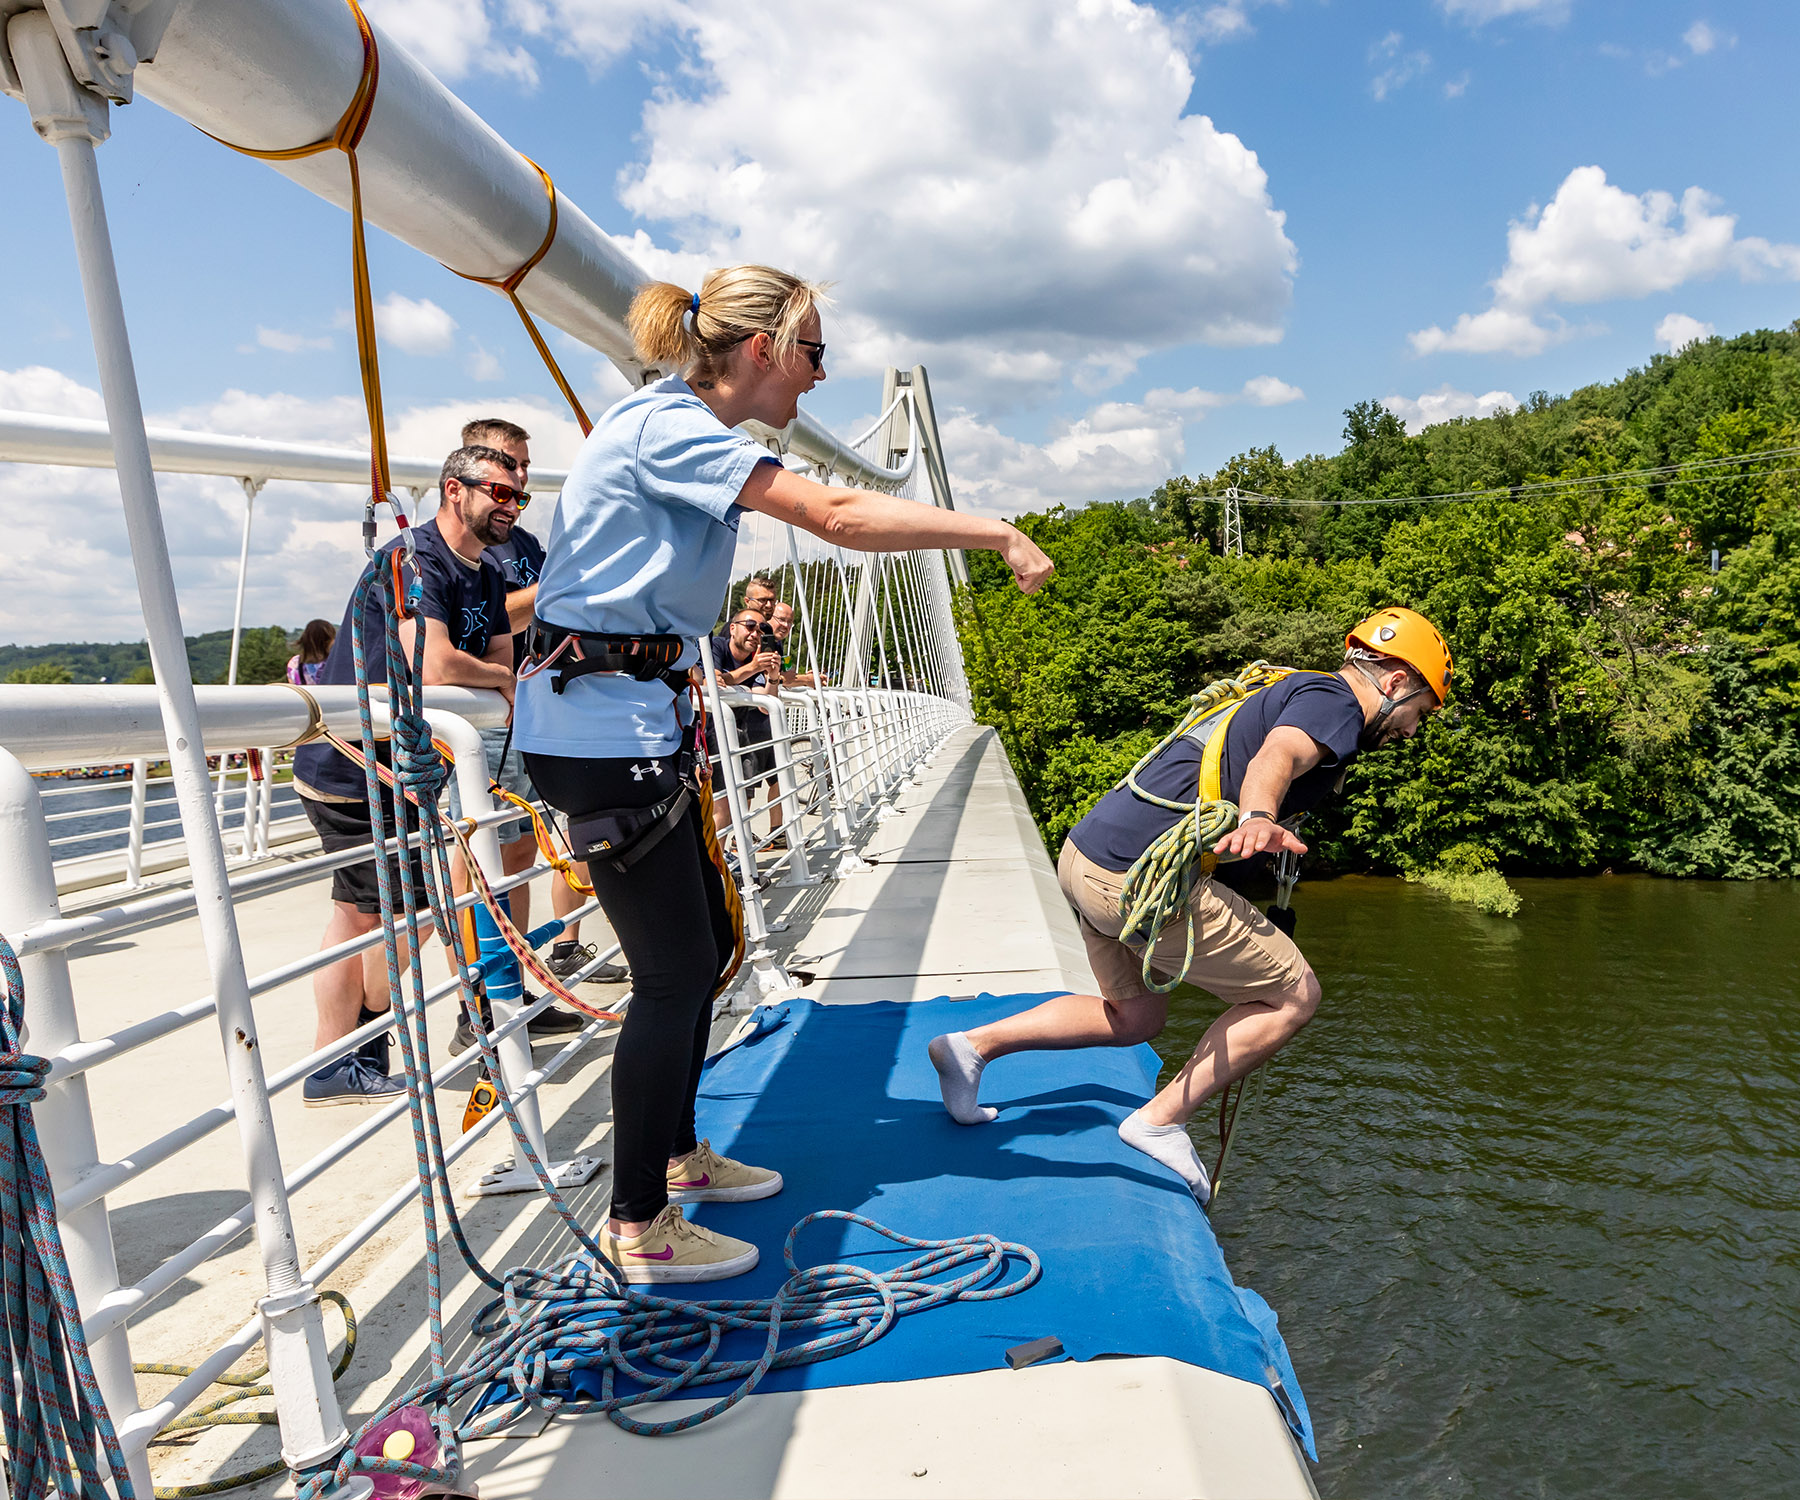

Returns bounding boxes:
[690,291,701,314]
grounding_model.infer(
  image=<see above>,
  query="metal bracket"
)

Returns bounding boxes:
[2,0,169,105]
[257,1282,351,1471]
[469,1152,603,1198]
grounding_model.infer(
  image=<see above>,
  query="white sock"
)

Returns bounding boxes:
[1119,1108,1211,1205]
[927,1032,998,1125]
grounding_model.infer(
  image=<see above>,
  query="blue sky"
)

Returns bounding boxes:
[2,0,1797,642]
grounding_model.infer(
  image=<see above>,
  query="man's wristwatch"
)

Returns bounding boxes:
[1241,810,1277,824]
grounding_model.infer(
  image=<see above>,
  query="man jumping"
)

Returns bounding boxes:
[927,608,1453,1202]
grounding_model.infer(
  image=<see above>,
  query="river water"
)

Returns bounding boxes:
[1157,874,1800,1500]
[37,775,305,861]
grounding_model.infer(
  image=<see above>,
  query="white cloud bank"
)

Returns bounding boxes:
[0,369,596,645]
[1412,166,1800,356]
[499,0,1296,399]
[1383,385,1518,434]
[1436,0,1567,24]
[1654,312,1714,351]
[372,293,459,357]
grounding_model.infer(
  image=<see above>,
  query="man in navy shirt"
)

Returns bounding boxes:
[928,608,1454,1204]
[291,445,519,1105]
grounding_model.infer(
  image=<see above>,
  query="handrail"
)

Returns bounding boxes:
[0,408,569,493]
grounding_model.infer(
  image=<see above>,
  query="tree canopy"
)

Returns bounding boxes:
[958,324,1800,880]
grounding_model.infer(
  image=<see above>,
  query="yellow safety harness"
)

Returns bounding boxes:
[1114,662,1330,994]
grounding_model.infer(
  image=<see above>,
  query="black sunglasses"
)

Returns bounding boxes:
[795,338,826,372]
[460,477,531,511]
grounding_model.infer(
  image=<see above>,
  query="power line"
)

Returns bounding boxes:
[1208,445,1800,510]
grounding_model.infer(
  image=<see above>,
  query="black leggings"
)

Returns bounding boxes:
[526,751,737,1221]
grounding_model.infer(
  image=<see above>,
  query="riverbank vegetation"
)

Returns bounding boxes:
[958,324,1800,880]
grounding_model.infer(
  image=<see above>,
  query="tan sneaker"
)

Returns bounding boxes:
[597,1205,759,1284]
[666,1139,784,1204]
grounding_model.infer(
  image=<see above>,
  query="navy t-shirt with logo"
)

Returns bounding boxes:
[293,517,508,802]
[483,525,546,667]
[709,632,772,746]
[1070,671,1366,880]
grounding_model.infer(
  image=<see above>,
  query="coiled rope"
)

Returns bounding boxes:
[0,934,137,1500]
[1115,662,1291,994]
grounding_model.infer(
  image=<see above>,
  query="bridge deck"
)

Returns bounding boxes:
[73,725,1314,1498]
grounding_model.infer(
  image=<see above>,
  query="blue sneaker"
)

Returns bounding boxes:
[303,1054,406,1108]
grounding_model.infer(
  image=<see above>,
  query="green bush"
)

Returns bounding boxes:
[1407,843,1523,917]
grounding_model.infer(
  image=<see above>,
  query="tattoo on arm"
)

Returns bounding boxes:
[794,497,809,519]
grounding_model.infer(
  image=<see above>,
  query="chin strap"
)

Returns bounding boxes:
[1349,655,1434,747]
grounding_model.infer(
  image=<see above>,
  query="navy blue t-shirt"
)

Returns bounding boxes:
[1070,672,1365,878]
[294,518,508,801]
[709,632,771,746]
[483,525,546,667]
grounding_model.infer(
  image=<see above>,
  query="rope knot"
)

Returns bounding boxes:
[391,714,449,801]
[0,1052,49,1106]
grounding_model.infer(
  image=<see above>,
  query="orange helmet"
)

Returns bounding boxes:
[1346,607,1453,703]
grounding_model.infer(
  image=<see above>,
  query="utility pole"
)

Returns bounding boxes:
[1222,486,1245,559]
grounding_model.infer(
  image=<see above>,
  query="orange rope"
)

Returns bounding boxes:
[203,0,397,506]
[447,158,593,435]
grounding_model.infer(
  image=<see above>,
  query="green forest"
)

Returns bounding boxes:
[0,626,295,686]
[957,324,1800,881]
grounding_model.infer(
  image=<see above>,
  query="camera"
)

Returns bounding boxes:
[759,624,780,657]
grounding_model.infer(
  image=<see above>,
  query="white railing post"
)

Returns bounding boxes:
[10,18,349,1473]
[124,755,147,889]
[0,747,154,1500]
[698,649,791,1004]
[783,525,857,849]
[763,697,814,886]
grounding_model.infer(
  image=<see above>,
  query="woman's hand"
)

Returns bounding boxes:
[1002,527,1055,594]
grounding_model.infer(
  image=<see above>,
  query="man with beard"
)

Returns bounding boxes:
[927,608,1453,1205]
[291,445,520,1104]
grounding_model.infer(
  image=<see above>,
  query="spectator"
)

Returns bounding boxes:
[769,600,823,688]
[290,445,518,1106]
[708,609,783,837]
[286,619,336,686]
[444,419,604,1016]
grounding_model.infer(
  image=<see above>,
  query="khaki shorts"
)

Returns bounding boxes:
[1058,839,1308,1006]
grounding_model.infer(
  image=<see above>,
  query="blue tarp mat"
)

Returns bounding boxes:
[559,993,1313,1455]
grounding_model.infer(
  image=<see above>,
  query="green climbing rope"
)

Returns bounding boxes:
[1115,662,1291,994]
[136,1290,357,1499]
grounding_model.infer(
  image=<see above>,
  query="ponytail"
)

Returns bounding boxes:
[627,265,832,382]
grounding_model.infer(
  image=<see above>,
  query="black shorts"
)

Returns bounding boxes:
[301,795,431,915]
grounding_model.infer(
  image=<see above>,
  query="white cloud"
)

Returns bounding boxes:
[1370,32,1431,101]
[248,326,332,355]
[1383,385,1518,433]
[1683,20,1731,55]
[372,293,459,357]
[1411,166,1800,356]
[0,365,106,419]
[1436,0,1568,24]
[943,399,1190,517]
[1444,71,1471,98]
[1186,0,1284,44]
[465,345,504,382]
[1143,386,1229,415]
[1654,312,1714,351]
[0,369,593,644]
[360,0,538,84]
[1241,374,1303,406]
[531,0,1296,400]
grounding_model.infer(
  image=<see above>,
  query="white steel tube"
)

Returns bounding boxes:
[130,0,904,489]
[0,406,569,493]
[0,747,153,1499]
[12,20,349,1465]
[225,479,260,686]
[124,756,147,889]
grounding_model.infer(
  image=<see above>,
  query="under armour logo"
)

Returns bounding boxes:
[629,760,663,781]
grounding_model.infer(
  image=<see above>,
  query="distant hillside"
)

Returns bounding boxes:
[0,626,295,685]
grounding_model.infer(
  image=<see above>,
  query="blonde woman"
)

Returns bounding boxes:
[515,264,1053,1282]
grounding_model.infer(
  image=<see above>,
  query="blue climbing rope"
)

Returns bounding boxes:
[0,933,137,1500]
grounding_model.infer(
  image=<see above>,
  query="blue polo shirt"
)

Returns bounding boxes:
[514,378,777,759]
[1070,671,1366,877]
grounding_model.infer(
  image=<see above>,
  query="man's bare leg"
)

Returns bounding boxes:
[1139,968,1319,1126]
[314,902,378,1052]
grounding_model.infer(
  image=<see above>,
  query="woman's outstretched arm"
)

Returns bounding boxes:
[737,462,1055,594]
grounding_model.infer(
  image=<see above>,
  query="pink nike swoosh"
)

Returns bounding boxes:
[671,1173,711,1189]
[627,1245,675,1260]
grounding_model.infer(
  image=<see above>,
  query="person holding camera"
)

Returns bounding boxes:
[708,608,783,835]
[513,262,1053,1282]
